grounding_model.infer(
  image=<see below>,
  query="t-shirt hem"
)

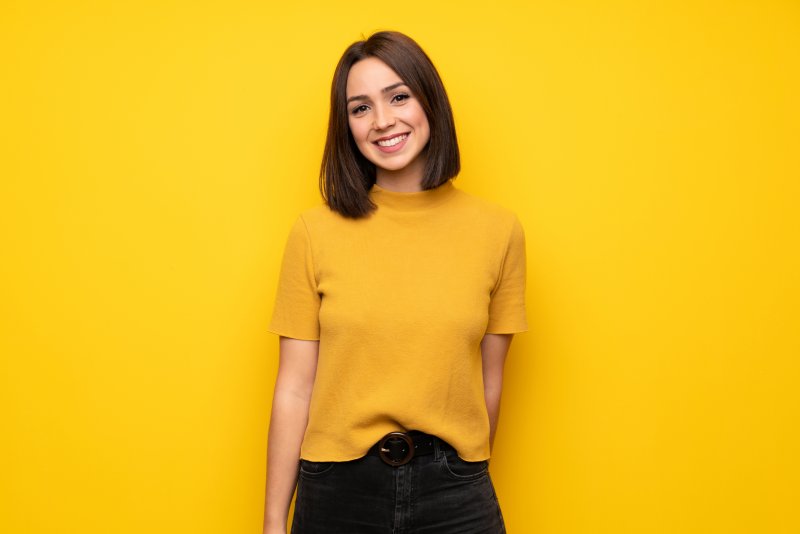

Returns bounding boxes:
[300,454,492,462]
[266,325,320,341]
[485,324,529,335]
[300,440,491,463]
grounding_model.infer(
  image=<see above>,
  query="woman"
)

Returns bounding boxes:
[263,31,527,534]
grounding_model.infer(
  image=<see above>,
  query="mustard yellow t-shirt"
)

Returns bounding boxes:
[268,179,528,461]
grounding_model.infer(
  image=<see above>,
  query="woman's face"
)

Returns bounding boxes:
[346,57,431,182]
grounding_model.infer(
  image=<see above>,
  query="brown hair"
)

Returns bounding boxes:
[320,31,460,218]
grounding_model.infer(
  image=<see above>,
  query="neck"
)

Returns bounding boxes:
[369,178,456,211]
[375,153,427,192]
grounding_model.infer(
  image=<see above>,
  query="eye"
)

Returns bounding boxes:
[350,104,369,116]
[392,93,410,103]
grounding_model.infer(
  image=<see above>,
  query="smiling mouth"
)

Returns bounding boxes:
[374,133,409,147]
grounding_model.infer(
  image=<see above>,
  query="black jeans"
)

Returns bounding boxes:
[291,436,506,533]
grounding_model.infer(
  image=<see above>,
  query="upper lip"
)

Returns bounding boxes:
[373,132,410,143]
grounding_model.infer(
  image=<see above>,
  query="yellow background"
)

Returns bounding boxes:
[1,1,798,533]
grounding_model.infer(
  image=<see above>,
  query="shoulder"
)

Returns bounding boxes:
[297,202,366,225]
[450,185,523,233]
[295,203,334,225]
[288,202,362,241]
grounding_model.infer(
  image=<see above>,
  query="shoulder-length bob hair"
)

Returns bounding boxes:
[320,31,460,219]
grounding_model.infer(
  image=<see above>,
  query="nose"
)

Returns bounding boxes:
[373,103,396,130]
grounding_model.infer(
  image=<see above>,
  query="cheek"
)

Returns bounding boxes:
[409,106,430,133]
[347,123,373,160]
[415,113,431,142]
[348,119,368,144]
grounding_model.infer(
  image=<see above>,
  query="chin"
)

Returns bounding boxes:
[378,161,411,172]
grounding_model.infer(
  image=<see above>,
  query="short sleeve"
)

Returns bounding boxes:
[267,215,321,340]
[486,215,529,334]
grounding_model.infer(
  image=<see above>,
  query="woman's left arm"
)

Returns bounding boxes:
[481,333,514,452]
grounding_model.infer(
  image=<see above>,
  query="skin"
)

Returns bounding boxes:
[263,337,318,534]
[345,56,431,192]
[263,57,514,534]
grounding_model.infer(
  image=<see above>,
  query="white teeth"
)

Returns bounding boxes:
[377,134,408,147]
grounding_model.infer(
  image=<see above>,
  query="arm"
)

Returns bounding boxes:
[263,337,319,534]
[481,333,514,453]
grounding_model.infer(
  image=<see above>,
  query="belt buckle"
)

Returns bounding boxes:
[378,431,414,466]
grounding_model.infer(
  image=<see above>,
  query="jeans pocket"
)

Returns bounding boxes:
[298,459,336,479]
[440,448,489,480]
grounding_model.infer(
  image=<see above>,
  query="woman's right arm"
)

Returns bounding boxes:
[263,336,319,534]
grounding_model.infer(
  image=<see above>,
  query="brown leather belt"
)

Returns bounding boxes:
[367,430,445,466]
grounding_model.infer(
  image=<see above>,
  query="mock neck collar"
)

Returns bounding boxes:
[369,180,457,211]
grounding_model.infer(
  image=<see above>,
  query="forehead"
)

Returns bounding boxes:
[346,57,404,96]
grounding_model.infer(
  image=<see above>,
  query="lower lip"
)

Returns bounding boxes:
[374,134,409,153]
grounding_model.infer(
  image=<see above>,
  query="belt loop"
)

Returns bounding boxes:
[433,435,442,460]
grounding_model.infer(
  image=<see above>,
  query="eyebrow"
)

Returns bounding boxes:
[346,82,408,104]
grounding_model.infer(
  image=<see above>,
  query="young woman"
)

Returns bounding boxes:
[263,31,527,534]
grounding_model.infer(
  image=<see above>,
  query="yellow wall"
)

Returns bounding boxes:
[2,1,798,533]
